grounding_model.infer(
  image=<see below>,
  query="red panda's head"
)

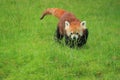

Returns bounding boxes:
[65,21,87,40]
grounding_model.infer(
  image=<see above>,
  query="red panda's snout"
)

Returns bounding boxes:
[70,33,79,40]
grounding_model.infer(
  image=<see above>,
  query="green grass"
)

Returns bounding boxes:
[0,0,120,80]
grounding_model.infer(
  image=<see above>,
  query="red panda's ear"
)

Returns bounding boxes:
[65,21,70,30]
[81,21,86,29]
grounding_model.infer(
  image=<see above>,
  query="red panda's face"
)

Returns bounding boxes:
[65,21,86,40]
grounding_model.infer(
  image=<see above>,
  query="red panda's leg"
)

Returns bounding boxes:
[77,29,88,47]
[65,35,69,45]
[65,35,75,48]
[54,27,63,41]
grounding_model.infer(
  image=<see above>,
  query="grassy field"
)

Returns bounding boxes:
[0,0,120,80]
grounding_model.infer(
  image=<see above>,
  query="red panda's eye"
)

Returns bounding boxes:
[71,33,73,35]
[76,33,79,35]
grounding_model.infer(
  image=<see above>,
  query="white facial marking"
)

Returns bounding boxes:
[79,31,83,36]
[71,34,78,40]
[66,31,71,36]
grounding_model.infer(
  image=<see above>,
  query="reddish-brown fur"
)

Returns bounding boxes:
[40,8,81,35]
[40,8,88,47]
[58,12,81,35]
[40,8,66,19]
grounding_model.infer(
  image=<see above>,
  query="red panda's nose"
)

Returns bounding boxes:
[73,36,76,40]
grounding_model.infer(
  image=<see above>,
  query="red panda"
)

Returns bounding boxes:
[40,8,88,47]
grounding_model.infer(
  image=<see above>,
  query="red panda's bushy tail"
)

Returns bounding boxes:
[40,8,66,20]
